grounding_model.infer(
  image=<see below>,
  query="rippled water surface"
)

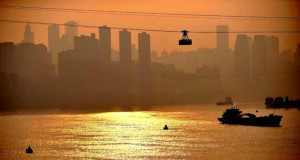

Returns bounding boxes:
[0,106,299,159]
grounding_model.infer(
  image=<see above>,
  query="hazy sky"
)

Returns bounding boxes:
[0,0,299,53]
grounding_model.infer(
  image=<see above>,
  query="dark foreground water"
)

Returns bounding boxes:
[0,105,299,160]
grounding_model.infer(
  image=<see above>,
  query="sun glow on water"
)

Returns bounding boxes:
[0,109,299,159]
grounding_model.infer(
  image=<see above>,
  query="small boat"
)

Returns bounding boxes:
[216,97,233,105]
[26,146,33,154]
[163,125,168,130]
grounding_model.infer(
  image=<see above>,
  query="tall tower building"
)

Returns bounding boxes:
[48,25,60,53]
[119,29,131,67]
[99,25,111,63]
[61,21,78,50]
[22,24,34,43]
[48,25,60,75]
[265,36,279,69]
[138,32,152,100]
[252,35,267,74]
[138,32,151,68]
[234,34,251,74]
[216,25,229,51]
[65,21,78,38]
[294,44,300,65]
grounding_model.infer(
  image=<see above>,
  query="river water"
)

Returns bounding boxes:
[0,105,299,159]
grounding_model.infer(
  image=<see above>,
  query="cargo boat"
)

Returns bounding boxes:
[218,107,282,126]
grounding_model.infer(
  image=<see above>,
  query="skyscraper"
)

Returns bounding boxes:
[138,32,152,100]
[216,25,229,51]
[22,24,34,43]
[48,25,60,75]
[119,29,131,67]
[234,34,251,74]
[48,25,60,53]
[99,25,111,63]
[65,21,78,38]
[138,32,151,68]
[252,35,267,74]
[61,21,78,50]
[265,36,279,69]
[295,44,300,65]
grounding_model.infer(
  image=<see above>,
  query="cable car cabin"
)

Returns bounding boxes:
[179,30,192,45]
[179,39,192,45]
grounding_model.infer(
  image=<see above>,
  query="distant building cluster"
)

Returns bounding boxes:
[0,23,299,111]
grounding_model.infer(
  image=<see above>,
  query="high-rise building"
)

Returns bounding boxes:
[48,25,60,76]
[99,25,111,63]
[280,49,293,63]
[138,32,151,68]
[216,25,229,51]
[234,34,251,74]
[61,21,78,50]
[48,25,60,53]
[131,44,138,61]
[119,29,131,67]
[59,33,101,82]
[252,35,267,74]
[22,24,34,43]
[265,36,279,69]
[295,44,300,65]
[65,21,78,38]
[138,32,152,99]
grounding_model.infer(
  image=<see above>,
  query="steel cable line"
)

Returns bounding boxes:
[1,5,300,21]
[1,19,300,34]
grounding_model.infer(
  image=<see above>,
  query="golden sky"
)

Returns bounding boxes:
[0,0,299,53]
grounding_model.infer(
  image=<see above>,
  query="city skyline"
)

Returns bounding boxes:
[0,0,300,53]
[1,1,300,159]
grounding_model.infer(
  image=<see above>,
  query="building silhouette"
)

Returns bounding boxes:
[234,34,251,74]
[0,42,54,80]
[295,44,300,65]
[59,33,101,82]
[48,25,60,54]
[265,36,279,70]
[60,21,78,51]
[138,32,151,68]
[233,34,252,99]
[280,49,293,64]
[22,24,34,43]
[119,29,132,67]
[216,25,229,51]
[138,32,152,105]
[65,21,78,37]
[0,42,55,110]
[119,29,133,104]
[48,25,60,75]
[99,25,111,63]
[251,35,267,74]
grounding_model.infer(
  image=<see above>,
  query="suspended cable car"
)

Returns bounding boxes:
[179,30,192,45]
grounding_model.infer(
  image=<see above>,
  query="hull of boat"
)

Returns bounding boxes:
[218,116,282,126]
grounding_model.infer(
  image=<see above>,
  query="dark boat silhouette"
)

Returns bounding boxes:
[26,146,33,154]
[218,107,282,126]
[163,125,169,130]
[265,96,300,108]
[216,97,233,105]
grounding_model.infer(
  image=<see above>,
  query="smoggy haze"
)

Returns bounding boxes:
[0,0,300,53]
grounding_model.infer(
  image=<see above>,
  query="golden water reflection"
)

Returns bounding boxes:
[0,108,299,159]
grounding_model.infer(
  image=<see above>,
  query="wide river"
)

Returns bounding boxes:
[0,105,299,159]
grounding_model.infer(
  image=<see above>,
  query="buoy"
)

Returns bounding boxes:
[26,146,33,154]
[163,125,169,130]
